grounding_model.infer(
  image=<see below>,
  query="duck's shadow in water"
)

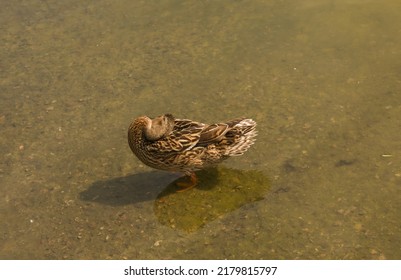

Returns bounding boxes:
[79,168,220,205]
[79,171,180,205]
[80,166,270,232]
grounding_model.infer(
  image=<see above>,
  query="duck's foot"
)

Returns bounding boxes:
[176,172,197,192]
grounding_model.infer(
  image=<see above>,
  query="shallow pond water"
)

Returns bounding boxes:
[1,0,401,259]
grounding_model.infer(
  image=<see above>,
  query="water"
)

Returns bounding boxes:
[1,0,401,259]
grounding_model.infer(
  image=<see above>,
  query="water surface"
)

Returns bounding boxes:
[1,0,401,259]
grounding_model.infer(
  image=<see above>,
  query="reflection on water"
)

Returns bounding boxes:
[1,0,401,259]
[81,167,269,233]
[154,167,270,232]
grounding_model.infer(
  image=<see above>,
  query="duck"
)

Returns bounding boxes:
[128,113,257,191]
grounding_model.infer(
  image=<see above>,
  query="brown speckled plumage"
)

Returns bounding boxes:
[128,114,257,188]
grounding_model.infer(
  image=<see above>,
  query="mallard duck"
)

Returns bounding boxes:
[128,114,257,191]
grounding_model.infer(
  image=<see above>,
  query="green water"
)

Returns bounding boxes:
[1,0,401,259]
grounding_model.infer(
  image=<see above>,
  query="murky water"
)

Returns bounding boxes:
[1,0,401,259]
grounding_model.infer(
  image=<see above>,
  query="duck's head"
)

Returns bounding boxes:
[143,113,175,141]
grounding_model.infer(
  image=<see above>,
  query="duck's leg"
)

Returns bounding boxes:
[176,172,197,192]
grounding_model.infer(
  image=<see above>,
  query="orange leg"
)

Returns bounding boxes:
[176,172,197,192]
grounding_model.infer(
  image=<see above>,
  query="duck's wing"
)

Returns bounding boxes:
[197,123,229,145]
[197,118,246,146]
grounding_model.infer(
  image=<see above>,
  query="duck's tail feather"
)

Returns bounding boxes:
[225,119,257,156]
